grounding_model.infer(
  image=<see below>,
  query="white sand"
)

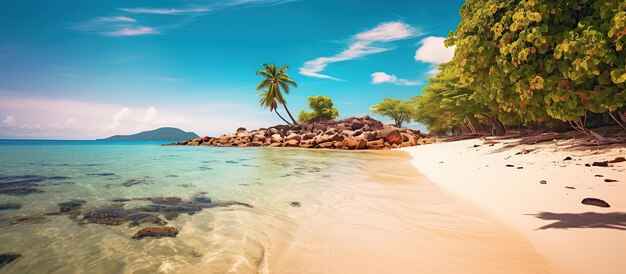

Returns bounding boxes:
[402,139,626,274]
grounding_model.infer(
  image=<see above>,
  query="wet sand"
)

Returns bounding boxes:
[270,151,553,273]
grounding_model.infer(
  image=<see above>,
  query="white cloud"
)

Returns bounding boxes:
[414,36,455,65]
[105,107,130,130]
[356,22,417,42]
[300,22,420,80]
[96,16,136,23]
[107,27,157,36]
[141,107,159,123]
[370,72,419,86]
[2,115,16,127]
[119,7,211,15]
[0,95,277,139]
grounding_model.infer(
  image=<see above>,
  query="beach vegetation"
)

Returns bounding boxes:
[371,98,414,127]
[415,0,626,138]
[298,95,340,123]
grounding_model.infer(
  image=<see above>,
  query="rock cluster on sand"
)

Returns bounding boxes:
[170,116,433,150]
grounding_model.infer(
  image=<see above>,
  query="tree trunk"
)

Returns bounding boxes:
[282,103,298,125]
[465,116,477,134]
[609,111,626,131]
[274,109,292,125]
[490,116,506,136]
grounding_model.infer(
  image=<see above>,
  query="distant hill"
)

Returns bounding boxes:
[98,127,199,141]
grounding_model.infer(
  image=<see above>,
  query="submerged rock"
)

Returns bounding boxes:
[58,199,87,213]
[132,226,179,239]
[86,173,116,176]
[0,175,71,196]
[128,212,167,228]
[0,253,21,268]
[0,203,21,210]
[121,176,154,187]
[0,215,47,227]
[80,206,129,226]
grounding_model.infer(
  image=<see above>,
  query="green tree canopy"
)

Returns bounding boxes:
[447,0,626,133]
[371,98,414,127]
[412,62,490,134]
[298,95,340,123]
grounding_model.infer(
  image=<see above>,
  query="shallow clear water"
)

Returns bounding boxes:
[0,140,408,273]
[0,140,551,274]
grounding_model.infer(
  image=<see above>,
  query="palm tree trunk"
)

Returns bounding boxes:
[274,109,292,125]
[282,103,298,125]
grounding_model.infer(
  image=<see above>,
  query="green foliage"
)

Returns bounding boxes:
[412,62,489,134]
[447,0,626,130]
[298,95,339,123]
[371,98,414,127]
[256,63,299,124]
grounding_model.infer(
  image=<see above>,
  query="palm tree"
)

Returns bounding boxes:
[258,90,292,125]
[256,63,298,125]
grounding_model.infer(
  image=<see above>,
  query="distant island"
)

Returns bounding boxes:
[98,127,199,141]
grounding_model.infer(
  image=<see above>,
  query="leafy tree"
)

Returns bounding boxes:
[371,98,414,127]
[412,62,490,134]
[256,63,299,125]
[447,0,626,135]
[298,95,339,123]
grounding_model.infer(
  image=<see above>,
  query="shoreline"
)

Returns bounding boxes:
[402,139,626,274]
[270,149,553,273]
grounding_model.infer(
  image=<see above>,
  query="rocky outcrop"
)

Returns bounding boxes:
[169,116,433,150]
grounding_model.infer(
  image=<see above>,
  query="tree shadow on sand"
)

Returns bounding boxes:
[530,212,626,230]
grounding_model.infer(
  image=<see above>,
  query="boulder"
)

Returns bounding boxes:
[302,132,317,140]
[300,140,316,148]
[236,127,247,134]
[334,139,350,149]
[284,140,300,147]
[324,129,336,135]
[341,130,356,137]
[379,129,402,145]
[361,131,377,141]
[401,133,410,142]
[268,128,279,136]
[318,142,334,149]
[270,134,283,143]
[356,138,368,149]
[253,135,266,142]
[367,140,385,149]
[351,120,364,130]
[284,133,302,142]
[346,139,361,149]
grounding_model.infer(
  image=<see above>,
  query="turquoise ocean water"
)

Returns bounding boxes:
[0,140,405,273]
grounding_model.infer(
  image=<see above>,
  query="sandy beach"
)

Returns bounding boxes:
[270,150,553,273]
[402,139,626,274]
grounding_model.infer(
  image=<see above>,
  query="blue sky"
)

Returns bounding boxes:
[0,0,463,139]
